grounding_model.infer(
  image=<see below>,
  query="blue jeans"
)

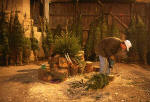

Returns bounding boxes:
[99,55,110,75]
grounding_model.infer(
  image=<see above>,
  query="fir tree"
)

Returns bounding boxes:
[85,15,109,61]
[94,19,101,57]
[23,37,31,64]
[45,20,54,57]
[54,24,62,38]
[136,16,148,64]
[0,10,9,65]
[126,16,148,64]
[41,19,54,58]
[70,15,83,46]
[12,11,24,65]
[85,21,96,60]
[109,18,120,38]
[30,24,39,61]
[100,16,108,39]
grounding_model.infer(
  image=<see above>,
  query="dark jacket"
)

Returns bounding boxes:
[95,37,123,57]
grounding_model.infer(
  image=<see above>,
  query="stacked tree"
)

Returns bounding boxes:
[126,16,148,64]
[85,15,112,61]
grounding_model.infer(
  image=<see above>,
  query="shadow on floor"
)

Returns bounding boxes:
[2,68,44,84]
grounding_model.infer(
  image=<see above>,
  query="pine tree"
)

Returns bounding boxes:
[30,24,39,61]
[94,19,101,57]
[126,16,148,64]
[85,15,109,61]
[85,21,96,60]
[12,11,24,65]
[109,18,120,38]
[54,24,62,38]
[41,19,54,58]
[45,20,54,57]
[0,9,9,65]
[70,15,83,46]
[23,37,31,64]
[100,16,108,39]
[136,16,148,64]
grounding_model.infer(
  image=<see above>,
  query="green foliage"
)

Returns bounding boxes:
[0,11,9,54]
[30,23,39,62]
[53,24,62,38]
[68,74,110,92]
[100,17,108,39]
[126,16,148,63]
[30,24,39,51]
[23,38,31,63]
[42,20,54,58]
[85,15,109,60]
[85,21,96,60]
[12,11,24,52]
[0,10,9,65]
[5,11,25,65]
[30,37,39,51]
[86,74,109,90]
[54,35,81,57]
[45,21,54,47]
[69,15,83,46]
[136,16,148,63]
[74,55,86,74]
[109,18,120,38]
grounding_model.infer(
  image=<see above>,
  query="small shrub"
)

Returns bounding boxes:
[54,35,81,57]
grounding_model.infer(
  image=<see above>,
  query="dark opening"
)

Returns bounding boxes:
[30,0,44,25]
[147,52,150,65]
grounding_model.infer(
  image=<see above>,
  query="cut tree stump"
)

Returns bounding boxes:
[93,65,100,72]
[85,61,93,73]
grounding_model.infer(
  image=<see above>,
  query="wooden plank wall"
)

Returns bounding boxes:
[49,2,149,31]
[49,2,150,45]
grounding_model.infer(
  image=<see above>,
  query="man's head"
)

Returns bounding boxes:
[124,40,132,51]
[115,40,132,60]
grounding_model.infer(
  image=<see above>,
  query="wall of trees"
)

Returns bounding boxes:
[0,10,39,66]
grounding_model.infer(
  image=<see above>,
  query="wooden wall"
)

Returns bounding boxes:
[49,2,149,31]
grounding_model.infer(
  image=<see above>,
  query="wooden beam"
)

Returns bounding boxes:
[109,12,128,29]
[97,0,128,29]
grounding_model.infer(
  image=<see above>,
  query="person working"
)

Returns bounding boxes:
[96,37,132,75]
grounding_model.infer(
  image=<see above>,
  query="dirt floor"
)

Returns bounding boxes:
[0,62,150,102]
